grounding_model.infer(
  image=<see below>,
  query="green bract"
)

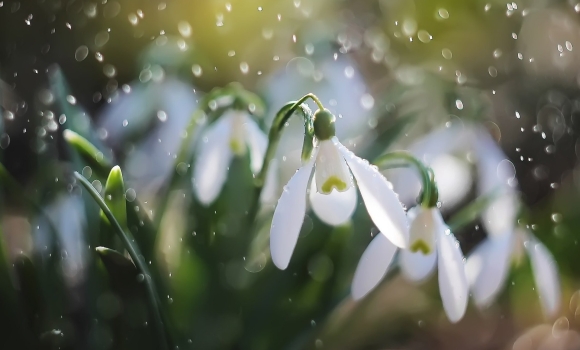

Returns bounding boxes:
[313,109,336,141]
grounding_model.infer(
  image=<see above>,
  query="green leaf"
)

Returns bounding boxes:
[101,166,127,229]
[74,172,170,350]
[63,129,112,175]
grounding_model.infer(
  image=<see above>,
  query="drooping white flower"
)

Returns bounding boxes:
[351,206,469,323]
[35,195,87,287]
[262,55,375,191]
[192,110,268,205]
[98,77,198,194]
[466,227,560,317]
[465,132,560,317]
[388,123,476,211]
[270,109,408,270]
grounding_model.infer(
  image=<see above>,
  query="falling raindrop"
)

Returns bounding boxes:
[75,45,89,61]
[240,62,249,74]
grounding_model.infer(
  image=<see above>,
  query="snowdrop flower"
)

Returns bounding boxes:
[270,108,408,270]
[98,77,198,194]
[389,123,476,211]
[466,132,561,317]
[192,109,267,205]
[262,55,374,186]
[351,205,469,323]
[35,195,87,287]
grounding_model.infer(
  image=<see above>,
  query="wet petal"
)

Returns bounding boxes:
[525,235,561,317]
[465,233,514,308]
[336,140,408,248]
[270,158,315,270]
[244,114,268,174]
[309,175,357,226]
[192,116,233,205]
[351,233,398,300]
[437,227,469,323]
[400,249,438,282]
[315,139,352,194]
[408,206,440,254]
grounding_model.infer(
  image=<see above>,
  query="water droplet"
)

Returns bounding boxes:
[82,166,93,179]
[442,48,452,59]
[103,64,116,78]
[136,274,145,282]
[125,188,136,202]
[360,94,374,110]
[75,46,89,61]
[95,31,110,47]
[128,13,138,25]
[157,110,167,122]
[66,95,77,105]
[437,8,449,19]
[552,317,569,338]
[178,21,191,38]
[191,64,202,77]
[240,62,249,74]
[103,1,121,18]
[0,134,10,149]
[122,120,128,127]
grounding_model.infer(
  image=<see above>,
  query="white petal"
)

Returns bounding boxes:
[309,175,357,226]
[400,249,438,282]
[481,192,519,238]
[525,235,561,317]
[408,206,440,253]
[270,158,315,270]
[315,139,352,194]
[430,154,473,210]
[437,228,469,323]
[244,114,268,174]
[351,233,398,300]
[465,233,514,308]
[336,140,409,248]
[192,116,233,205]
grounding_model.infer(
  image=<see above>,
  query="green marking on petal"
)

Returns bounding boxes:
[321,176,347,194]
[410,239,432,255]
[230,139,245,156]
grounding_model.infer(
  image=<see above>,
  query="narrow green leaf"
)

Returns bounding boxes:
[101,166,127,229]
[74,172,169,350]
[63,129,113,174]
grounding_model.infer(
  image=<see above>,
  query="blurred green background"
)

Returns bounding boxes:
[1,0,580,349]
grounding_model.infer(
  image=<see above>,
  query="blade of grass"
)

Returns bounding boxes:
[73,171,170,350]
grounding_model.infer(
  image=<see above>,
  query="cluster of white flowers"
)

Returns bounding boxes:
[100,71,560,323]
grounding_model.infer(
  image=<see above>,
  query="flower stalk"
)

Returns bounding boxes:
[374,151,437,207]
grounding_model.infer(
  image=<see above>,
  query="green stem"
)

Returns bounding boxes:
[447,189,501,232]
[245,95,318,231]
[74,172,169,350]
[374,151,436,206]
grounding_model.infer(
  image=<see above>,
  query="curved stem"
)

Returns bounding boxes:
[374,151,436,206]
[245,94,319,231]
[74,172,170,350]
